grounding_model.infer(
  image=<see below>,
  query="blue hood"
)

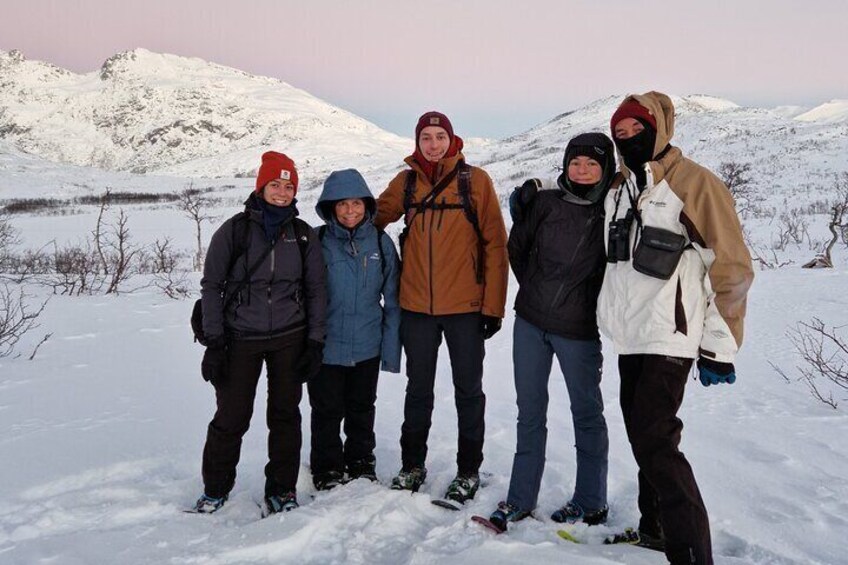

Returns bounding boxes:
[316,169,377,222]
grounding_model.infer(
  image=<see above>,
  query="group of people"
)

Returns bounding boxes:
[194,91,754,565]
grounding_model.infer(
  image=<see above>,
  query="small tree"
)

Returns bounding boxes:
[0,213,20,273]
[719,161,754,216]
[104,209,141,294]
[0,284,47,358]
[92,189,112,274]
[802,173,848,269]
[773,317,848,409]
[177,186,215,271]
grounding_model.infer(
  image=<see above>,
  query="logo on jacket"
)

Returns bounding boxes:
[369,252,380,261]
[648,200,667,208]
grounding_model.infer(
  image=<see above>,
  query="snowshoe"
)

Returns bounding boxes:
[390,466,427,492]
[604,528,666,552]
[483,501,531,533]
[444,473,480,505]
[186,493,227,514]
[313,470,346,491]
[261,492,299,517]
[347,455,378,482]
[550,500,608,525]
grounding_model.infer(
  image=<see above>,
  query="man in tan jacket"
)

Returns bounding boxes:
[599,92,754,564]
[375,111,508,503]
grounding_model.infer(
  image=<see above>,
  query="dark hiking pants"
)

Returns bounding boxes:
[202,331,305,498]
[619,354,713,565]
[308,356,380,475]
[507,316,608,512]
[400,310,486,475]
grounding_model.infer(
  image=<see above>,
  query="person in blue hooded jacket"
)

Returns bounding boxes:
[310,168,401,490]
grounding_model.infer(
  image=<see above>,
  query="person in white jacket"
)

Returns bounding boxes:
[598,92,754,565]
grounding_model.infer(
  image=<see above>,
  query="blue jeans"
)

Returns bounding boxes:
[507,316,608,512]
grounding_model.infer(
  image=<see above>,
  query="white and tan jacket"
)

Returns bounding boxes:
[597,92,754,364]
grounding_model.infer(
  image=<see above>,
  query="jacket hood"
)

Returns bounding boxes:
[556,132,617,204]
[613,91,675,175]
[316,169,376,221]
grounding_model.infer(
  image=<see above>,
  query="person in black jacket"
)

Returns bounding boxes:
[192,151,327,515]
[488,133,617,532]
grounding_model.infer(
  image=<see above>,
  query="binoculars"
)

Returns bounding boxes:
[607,209,634,263]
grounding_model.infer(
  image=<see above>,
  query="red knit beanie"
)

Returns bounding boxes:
[610,100,658,135]
[415,111,454,145]
[255,151,298,194]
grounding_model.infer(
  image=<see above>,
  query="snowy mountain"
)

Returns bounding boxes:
[0,48,409,181]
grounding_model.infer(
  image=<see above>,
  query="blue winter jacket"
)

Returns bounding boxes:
[316,169,401,372]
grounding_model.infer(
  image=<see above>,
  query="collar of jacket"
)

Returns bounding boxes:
[646,145,683,187]
[325,214,377,254]
[404,151,466,186]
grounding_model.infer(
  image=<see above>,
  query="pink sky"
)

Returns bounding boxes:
[2,0,847,138]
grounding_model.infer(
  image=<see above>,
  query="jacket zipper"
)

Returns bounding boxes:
[268,237,276,334]
[548,214,598,310]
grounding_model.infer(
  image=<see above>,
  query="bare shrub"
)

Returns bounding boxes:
[772,317,848,409]
[802,173,848,269]
[51,241,105,295]
[104,209,141,294]
[177,186,216,271]
[0,283,48,358]
[718,161,757,216]
[139,237,192,299]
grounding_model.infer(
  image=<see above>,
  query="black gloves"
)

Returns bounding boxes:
[201,335,229,385]
[481,315,503,340]
[296,339,324,382]
[508,179,541,222]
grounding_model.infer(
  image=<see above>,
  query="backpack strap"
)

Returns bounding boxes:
[403,170,417,214]
[292,218,311,261]
[457,163,485,284]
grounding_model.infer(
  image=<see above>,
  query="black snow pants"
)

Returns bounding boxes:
[308,356,380,475]
[399,310,486,476]
[618,354,713,565]
[202,331,305,498]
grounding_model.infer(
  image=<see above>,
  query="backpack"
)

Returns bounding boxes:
[191,213,311,346]
[400,161,484,283]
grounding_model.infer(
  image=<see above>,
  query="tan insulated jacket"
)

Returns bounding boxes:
[598,92,755,363]
[374,152,508,318]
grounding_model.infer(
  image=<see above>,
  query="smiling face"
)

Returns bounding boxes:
[418,126,451,162]
[334,198,366,228]
[262,179,296,207]
[567,156,603,185]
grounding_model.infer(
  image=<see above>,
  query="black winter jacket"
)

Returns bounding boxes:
[508,189,606,340]
[200,195,327,343]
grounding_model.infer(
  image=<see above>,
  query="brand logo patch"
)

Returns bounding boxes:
[429,117,441,125]
[369,253,380,261]
[280,169,291,180]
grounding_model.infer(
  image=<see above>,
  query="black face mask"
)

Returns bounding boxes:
[614,126,657,173]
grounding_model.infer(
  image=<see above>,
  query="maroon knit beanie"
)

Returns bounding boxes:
[255,151,298,194]
[415,111,454,144]
[610,100,658,135]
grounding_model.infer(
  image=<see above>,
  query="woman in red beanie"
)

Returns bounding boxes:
[192,151,327,516]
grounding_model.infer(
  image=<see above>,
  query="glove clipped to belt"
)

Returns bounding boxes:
[201,335,229,386]
[296,339,324,382]
[481,315,503,340]
[697,357,736,387]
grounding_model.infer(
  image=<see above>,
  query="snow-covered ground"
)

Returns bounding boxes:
[1,258,847,564]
